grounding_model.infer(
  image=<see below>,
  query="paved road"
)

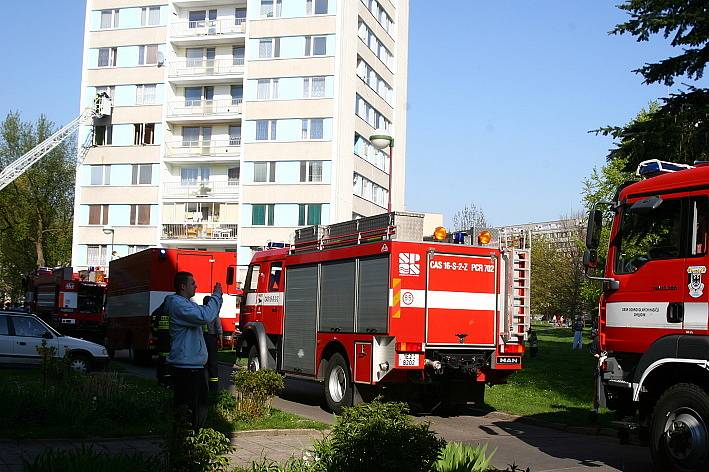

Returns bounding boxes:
[113,355,654,472]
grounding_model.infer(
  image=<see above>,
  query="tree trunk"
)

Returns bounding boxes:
[35,212,45,267]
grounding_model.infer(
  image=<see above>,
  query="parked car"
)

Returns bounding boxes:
[0,311,109,373]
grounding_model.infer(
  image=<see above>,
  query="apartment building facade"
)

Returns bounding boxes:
[72,0,409,276]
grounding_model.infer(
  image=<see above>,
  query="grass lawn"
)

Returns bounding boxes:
[484,323,612,427]
[229,409,328,432]
[216,349,246,366]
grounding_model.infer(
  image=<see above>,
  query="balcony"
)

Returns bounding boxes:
[162,223,238,241]
[168,59,244,84]
[163,180,240,199]
[166,99,242,124]
[164,139,241,163]
[171,19,245,46]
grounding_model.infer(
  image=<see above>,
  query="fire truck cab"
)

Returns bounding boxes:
[585,159,709,471]
[239,212,530,412]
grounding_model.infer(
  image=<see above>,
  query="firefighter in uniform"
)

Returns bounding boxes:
[151,300,172,387]
[202,295,223,394]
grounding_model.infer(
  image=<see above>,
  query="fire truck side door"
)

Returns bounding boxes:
[242,264,261,322]
[683,195,709,333]
[604,195,686,353]
[264,262,284,331]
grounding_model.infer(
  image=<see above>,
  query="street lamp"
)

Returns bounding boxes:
[102,225,115,267]
[369,130,393,213]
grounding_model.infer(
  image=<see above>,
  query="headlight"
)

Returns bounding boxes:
[101,348,108,356]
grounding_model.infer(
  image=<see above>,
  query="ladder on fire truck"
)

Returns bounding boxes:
[0,93,112,192]
[499,229,531,342]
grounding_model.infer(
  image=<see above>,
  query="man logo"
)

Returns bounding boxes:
[399,253,420,276]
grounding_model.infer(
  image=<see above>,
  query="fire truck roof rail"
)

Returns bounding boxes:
[293,212,425,253]
[636,159,694,178]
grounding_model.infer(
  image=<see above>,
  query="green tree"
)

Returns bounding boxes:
[0,112,75,300]
[595,1,709,171]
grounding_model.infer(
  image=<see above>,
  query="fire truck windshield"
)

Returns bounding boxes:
[78,284,105,313]
[615,198,682,274]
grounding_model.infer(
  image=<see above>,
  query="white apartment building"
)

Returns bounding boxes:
[72,0,409,276]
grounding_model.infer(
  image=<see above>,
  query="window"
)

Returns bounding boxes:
[304,36,327,56]
[90,165,111,185]
[141,6,161,26]
[182,127,200,146]
[235,8,247,25]
[133,123,155,145]
[97,48,117,67]
[87,245,108,266]
[245,264,260,294]
[253,162,276,182]
[232,46,245,66]
[354,133,389,173]
[260,0,282,17]
[615,198,683,274]
[357,58,393,103]
[256,79,279,99]
[255,120,277,141]
[231,85,243,104]
[130,205,151,225]
[100,9,119,29]
[180,167,209,185]
[138,45,158,65]
[691,198,708,256]
[306,0,328,15]
[303,76,326,98]
[268,262,283,291]
[12,316,48,338]
[88,205,109,225]
[300,161,323,182]
[0,316,7,336]
[132,164,153,185]
[301,119,324,140]
[299,204,322,225]
[228,166,240,185]
[128,245,149,255]
[258,38,280,58]
[94,125,112,145]
[252,204,275,226]
[229,126,241,145]
[136,84,157,105]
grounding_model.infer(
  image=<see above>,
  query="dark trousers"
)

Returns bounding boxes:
[204,333,219,393]
[157,355,172,387]
[172,367,208,431]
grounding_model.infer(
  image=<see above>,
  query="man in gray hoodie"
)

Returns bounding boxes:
[166,271,222,430]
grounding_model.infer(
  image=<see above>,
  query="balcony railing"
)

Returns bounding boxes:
[163,180,240,198]
[169,59,244,78]
[171,18,245,38]
[162,223,238,240]
[167,99,242,117]
[165,139,241,158]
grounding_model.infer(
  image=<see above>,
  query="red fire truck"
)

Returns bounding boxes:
[24,266,107,339]
[239,212,530,412]
[585,159,709,471]
[104,248,240,363]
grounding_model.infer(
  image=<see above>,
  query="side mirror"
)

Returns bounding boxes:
[585,209,603,249]
[583,248,598,269]
[226,266,235,286]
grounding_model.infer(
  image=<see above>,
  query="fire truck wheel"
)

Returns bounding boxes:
[650,383,709,472]
[247,345,261,372]
[324,353,353,413]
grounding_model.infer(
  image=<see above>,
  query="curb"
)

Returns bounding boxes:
[229,428,328,439]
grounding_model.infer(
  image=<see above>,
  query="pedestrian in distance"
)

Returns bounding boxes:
[202,295,223,395]
[165,271,223,431]
[572,315,584,350]
[527,328,538,358]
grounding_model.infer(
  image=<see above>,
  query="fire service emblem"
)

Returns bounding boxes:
[687,266,706,298]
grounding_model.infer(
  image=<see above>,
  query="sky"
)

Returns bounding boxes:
[0,1,698,226]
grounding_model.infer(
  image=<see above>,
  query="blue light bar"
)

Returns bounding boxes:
[636,159,693,178]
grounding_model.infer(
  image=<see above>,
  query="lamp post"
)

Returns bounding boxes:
[102,225,115,268]
[369,131,394,213]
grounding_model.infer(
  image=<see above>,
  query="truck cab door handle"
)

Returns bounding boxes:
[667,302,684,323]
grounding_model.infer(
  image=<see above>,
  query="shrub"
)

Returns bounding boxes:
[168,411,233,472]
[436,442,495,472]
[311,400,445,472]
[23,445,166,472]
[230,369,284,418]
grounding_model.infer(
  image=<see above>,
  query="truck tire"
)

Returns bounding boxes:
[247,345,261,372]
[324,353,353,414]
[650,383,709,472]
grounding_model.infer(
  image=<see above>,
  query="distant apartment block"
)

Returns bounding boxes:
[72,0,409,276]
